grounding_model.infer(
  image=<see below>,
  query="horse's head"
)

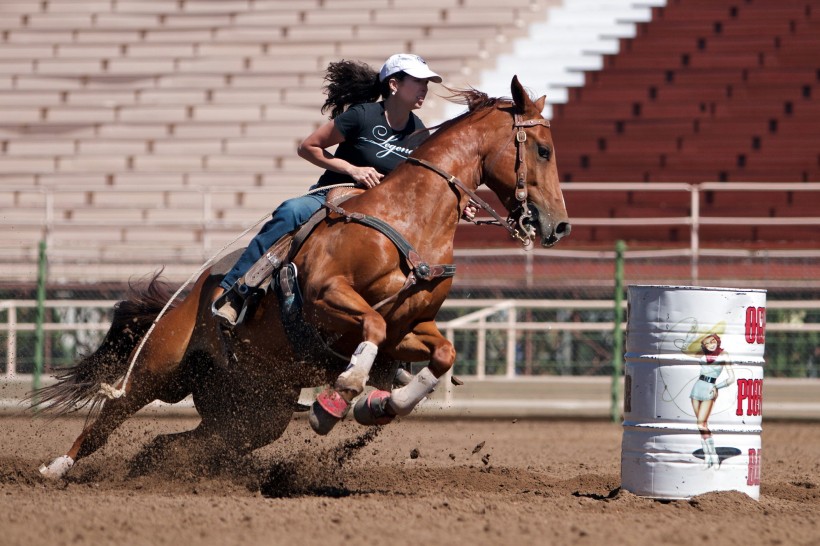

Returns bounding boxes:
[480,76,571,248]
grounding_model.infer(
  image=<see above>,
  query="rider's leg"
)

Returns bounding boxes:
[694,399,717,468]
[214,194,325,326]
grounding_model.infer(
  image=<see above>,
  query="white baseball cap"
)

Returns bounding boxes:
[379,53,442,83]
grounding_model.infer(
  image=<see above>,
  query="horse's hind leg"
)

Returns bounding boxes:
[40,284,201,479]
[354,320,455,426]
[39,386,158,479]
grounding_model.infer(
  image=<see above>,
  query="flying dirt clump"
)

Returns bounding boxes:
[259,428,381,498]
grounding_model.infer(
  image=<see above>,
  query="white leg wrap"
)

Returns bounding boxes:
[335,341,379,394]
[387,367,439,417]
[39,455,74,479]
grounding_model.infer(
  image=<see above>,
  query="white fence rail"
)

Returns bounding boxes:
[3,297,820,378]
[5,181,820,250]
[3,181,819,285]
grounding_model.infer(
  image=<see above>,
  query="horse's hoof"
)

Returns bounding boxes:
[353,390,395,426]
[308,389,349,436]
[316,388,350,418]
[39,455,74,479]
[308,401,341,436]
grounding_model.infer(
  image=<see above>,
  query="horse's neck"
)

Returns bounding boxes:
[344,122,483,258]
[380,156,476,245]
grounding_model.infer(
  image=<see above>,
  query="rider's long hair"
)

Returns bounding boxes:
[321,59,406,119]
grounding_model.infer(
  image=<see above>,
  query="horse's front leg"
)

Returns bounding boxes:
[305,276,388,434]
[354,320,455,426]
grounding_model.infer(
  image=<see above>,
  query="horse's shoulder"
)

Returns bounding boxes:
[327,187,364,205]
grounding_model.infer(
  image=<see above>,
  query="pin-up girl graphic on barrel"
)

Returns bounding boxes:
[684,326,736,468]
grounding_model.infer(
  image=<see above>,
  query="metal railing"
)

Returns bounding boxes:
[4,181,820,257]
[4,297,820,378]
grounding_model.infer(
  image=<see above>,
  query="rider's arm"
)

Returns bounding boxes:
[297,120,384,188]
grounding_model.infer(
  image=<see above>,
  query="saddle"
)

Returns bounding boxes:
[238,187,364,293]
[220,185,456,328]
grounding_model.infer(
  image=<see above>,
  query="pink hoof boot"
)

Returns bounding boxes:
[309,389,349,436]
[353,390,395,426]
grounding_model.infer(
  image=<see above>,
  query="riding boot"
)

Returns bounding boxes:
[706,437,719,468]
[212,285,247,328]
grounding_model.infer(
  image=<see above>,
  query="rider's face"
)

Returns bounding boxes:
[393,76,431,110]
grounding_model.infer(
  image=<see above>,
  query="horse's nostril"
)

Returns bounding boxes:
[556,221,571,239]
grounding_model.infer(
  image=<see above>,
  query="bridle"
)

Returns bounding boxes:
[407,112,552,246]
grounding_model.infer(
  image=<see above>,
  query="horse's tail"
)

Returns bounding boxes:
[30,271,177,416]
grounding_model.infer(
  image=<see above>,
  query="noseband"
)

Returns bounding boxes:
[407,112,551,246]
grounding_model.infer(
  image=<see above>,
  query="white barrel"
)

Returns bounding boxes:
[621,285,765,500]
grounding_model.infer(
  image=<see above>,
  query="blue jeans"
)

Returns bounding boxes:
[220,191,328,290]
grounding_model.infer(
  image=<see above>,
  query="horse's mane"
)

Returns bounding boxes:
[426,87,508,135]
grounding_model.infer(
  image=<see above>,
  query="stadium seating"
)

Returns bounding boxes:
[554,0,819,185]
[534,0,819,248]
[0,0,560,282]
[0,0,818,284]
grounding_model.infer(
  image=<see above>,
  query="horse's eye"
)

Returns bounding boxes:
[538,144,551,160]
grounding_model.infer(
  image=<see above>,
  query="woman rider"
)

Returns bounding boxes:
[213,53,443,327]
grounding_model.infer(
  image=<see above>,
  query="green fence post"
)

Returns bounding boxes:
[611,240,626,423]
[33,240,47,400]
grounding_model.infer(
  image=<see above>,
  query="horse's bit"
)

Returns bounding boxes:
[407,112,551,246]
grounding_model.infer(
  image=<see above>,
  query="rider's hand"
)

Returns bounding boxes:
[349,166,384,189]
[709,386,717,400]
[462,203,478,221]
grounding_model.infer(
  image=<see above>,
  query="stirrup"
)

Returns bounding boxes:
[211,286,247,328]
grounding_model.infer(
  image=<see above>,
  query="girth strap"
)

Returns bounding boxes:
[323,201,456,283]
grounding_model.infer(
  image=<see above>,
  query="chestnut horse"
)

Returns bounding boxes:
[36,77,570,479]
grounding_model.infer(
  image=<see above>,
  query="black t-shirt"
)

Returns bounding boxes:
[315,101,429,188]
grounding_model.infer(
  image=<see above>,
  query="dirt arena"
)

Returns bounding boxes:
[1,414,817,546]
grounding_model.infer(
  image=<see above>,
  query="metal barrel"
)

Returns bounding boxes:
[621,285,765,500]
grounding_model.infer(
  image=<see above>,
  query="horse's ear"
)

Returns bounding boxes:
[510,75,538,115]
[534,95,546,113]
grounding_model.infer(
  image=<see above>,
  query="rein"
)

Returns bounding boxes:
[407,112,551,246]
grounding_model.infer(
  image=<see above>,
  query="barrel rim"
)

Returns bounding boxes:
[627,284,767,294]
